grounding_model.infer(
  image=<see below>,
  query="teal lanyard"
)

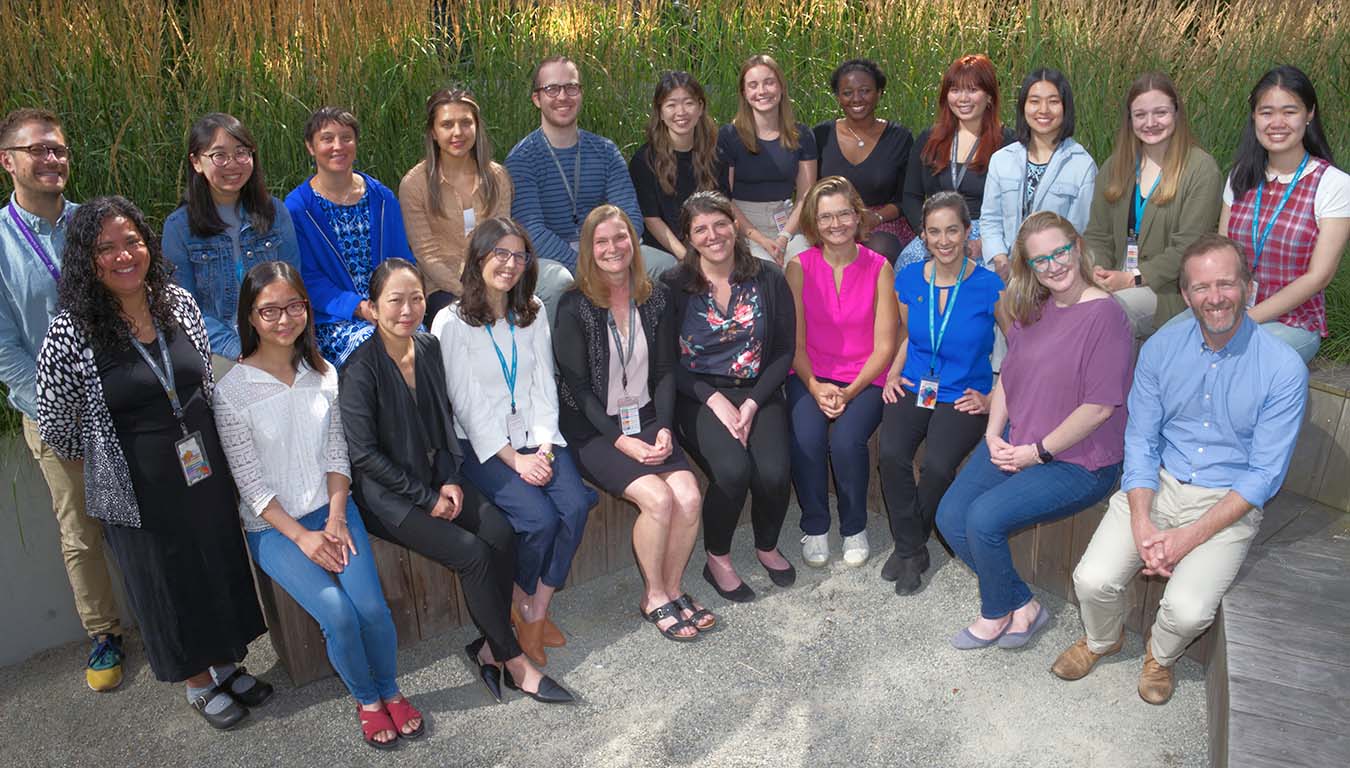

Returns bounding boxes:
[484,314,518,413]
[927,256,969,376]
[1132,159,1162,237]
[1251,152,1310,270]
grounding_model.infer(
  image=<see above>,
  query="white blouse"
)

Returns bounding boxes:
[431,298,564,463]
[214,360,349,532]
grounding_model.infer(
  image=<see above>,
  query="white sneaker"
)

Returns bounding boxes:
[842,531,870,567]
[801,534,829,567]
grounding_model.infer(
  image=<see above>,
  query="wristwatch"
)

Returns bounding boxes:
[1036,440,1054,464]
[1133,273,1143,287]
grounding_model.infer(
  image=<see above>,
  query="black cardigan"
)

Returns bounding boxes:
[339,331,463,527]
[553,282,677,444]
[901,126,1016,232]
[661,261,795,407]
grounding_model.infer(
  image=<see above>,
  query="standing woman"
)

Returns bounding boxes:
[553,206,710,642]
[936,212,1131,650]
[879,192,1002,595]
[164,113,301,369]
[215,262,422,749]
[718,54,818,265]
[286,106,414,368]
[1219,65,1350,363]
[787,176,899,568]
[663,191,797,603]
[400,89,513,321]
[814,58,916,263]
[433,217,595,667]
[340,258,572,704]
[899,54,1013,269]
[37,197,271,729]
[629,71,724,263]
[980,69,1097,279]
[1084,72,1223,337]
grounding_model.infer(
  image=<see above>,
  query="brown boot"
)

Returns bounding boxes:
[1138,642,1174,705]
[515,616,548,667]
[1051,632,1124,681]
[541,616,565,648]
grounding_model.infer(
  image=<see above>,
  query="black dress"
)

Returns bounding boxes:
[97,324,265,682]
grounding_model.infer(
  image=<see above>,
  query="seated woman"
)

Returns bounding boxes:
[786,176,898,569]
[432,217,595,667]
[400,89,513,321]
[662,191,796,603]
[879,192,1002,596]
[936,211,1131,650]
[163,112,300,370]
[553,205,709,642]
[37,197,271,730]
[339,258,572,704]
[286,106,413,367]
[1084,72,1223,337]
[719,54,818,265]
[629,71,724,263]
[214,261,421,749]
[813,58,916,262]
[1218,65,1350,363]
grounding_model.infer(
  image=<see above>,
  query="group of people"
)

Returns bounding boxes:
[0,50,1339,747]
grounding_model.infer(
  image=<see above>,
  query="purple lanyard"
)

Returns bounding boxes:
[7,204,60,281]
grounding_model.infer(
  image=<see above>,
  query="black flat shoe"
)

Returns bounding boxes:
[464,637,502,703]
[702,563,755,602]
[758,553,797,587]
[190,689,248,730]
[880,550,904,582]
[218,665,274,708]
[503,667,574,704]
[894,549,931,596]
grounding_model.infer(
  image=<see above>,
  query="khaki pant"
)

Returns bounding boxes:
[22,415,121,637]
[1072,468,1259,666]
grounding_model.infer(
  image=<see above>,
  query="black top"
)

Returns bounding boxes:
[340,331,464,527]
[901,126,1016,231]
[813,120,915,211]
[628,144,727,249]
[717,122,818,202]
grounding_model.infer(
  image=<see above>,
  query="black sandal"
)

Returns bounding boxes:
[673,593,716,632]
[639,600,700,642]
[217,665,274,708]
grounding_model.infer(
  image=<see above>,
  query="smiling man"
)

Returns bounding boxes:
[1052,234,1307,704]
[0,108,127,691]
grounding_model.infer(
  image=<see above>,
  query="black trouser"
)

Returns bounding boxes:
[675,385,791,556]
[364,484,522,661]
[878,393,987,558]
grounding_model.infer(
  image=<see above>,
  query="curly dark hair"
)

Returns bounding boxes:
[58,195,177,355]
[457,217,540,328]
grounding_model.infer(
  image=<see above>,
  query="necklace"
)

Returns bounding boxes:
[842,120,868,148]
[314,175,361,205]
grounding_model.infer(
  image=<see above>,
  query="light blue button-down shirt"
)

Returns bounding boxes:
[0,194,76,420]
[1123,313,1308,507]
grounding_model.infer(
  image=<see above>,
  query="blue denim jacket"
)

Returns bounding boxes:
[163,196,301,360]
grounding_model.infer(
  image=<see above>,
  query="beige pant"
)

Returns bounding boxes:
[22,415,121,637]
[735,199,810,264]
[1072,468,1259,666]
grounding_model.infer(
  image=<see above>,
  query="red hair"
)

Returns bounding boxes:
[920,54,1003,175]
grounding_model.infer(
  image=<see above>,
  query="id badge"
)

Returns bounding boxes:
[617,396,642,436]
[463,208,477,235]
[770,200,792,234]
[506,412,528,450]
[917,377,940,410]
[1124,237,1140,272]
[175,431,213,487]
[1247,280,1259,310]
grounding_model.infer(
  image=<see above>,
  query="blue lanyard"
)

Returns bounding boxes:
[1251,152,1310,270]
[1132,160,1162,237]
[485,315,518,413]
[6,204,61,281]
[927,255,969,376]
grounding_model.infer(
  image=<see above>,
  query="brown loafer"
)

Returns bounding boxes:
[1138,642,1174,705]
[514,615,548,667]
[1051,632,1124,681]
[541,616,565,648]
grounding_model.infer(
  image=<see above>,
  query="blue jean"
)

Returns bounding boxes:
[936,441,1120,618]
[246,501,398,704]
[787,377,884,538]
[458,440,597,592]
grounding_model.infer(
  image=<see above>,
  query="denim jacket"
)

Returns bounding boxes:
[978,137,1097,264]
[163,196,301,360]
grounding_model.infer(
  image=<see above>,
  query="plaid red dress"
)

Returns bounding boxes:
[1226,158,1330,336]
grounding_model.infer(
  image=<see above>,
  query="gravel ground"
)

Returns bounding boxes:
[1,511,1208,768]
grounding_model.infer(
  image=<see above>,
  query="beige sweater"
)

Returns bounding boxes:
[398,160,513,295]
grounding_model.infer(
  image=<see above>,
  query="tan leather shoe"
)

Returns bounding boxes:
[1138,642,1174,704]
[1051,632,1124,681]
[515,616,548,667]
[541,616,565,648]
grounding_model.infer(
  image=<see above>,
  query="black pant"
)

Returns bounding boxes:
[676,386,791,556]
[878,393,987,558]
[363,484,522,661]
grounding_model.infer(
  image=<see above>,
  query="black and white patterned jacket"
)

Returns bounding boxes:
[36,284,214,528]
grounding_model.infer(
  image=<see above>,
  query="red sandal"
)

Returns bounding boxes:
[358,705,399,751]
[385,696,425,739]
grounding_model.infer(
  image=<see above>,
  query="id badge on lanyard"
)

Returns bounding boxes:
[916,377,940,410]
[175,432,214,486]
[609,302,643,436]
[506,412,528,449]
[618,396,642,436]
[132,331,213,486]
[1124,236,1140,273]
[1246,280,1259,310]
[770,200,793,234]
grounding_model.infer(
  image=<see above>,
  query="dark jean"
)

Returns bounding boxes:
[936,440,1120,618]
[787,376,884,538]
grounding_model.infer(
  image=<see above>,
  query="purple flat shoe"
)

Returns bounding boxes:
[950,622,1009,650]
[997,605,1050,649]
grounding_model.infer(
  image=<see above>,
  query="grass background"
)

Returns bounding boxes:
[0,0,1347,433]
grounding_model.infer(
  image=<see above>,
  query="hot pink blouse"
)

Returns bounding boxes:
[796,244,887,388]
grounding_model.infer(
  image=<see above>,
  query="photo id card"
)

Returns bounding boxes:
[917,378,940,410]
[618,395,642,436]
[507,412,528,450]
[175,431,213,486]
[771,200,793,234]
[463,208,477,235]
[1247,280,1259,310]
[1124,237,1140,272]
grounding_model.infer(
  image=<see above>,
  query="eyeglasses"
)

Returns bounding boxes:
[816,209,858,225]
[254,299,309,322]
[201,147,255,167]
[1026,242,1076,273]
[3,143,69,160]
[534,82,581,99]
[490,247,532,265]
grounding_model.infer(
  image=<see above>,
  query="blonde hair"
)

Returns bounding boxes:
[1101,72,1201,207]
[798,176,868,247]
[732,54,798,155]
[1000,211,1096,326]
[574,205,652,308]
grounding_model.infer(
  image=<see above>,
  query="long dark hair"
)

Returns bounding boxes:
[1013,68,1075,146]
[1229,65,1335,201]
[676,191,760,292]
[237,261,326,374]
[457,217,541,328]
[422,88,502,218]
[644,71,719,196]
[183,113,275,237]
[58,196,177,355]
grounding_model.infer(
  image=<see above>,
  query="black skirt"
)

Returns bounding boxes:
[574,422,691,497]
